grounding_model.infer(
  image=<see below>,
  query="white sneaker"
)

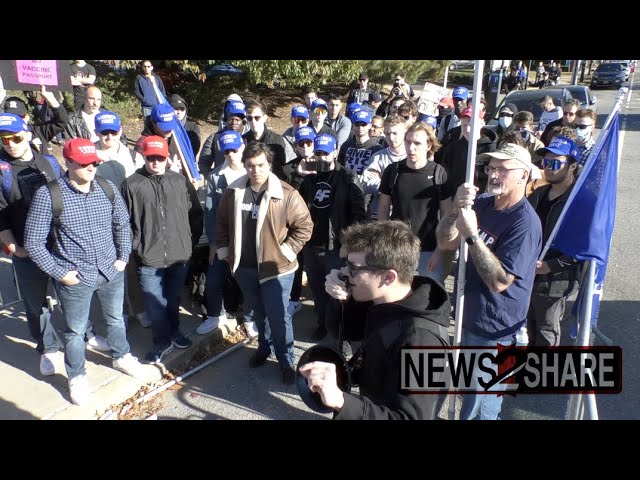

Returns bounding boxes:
[196,314,228,335]
[244,321,258,339]
[86,334,110,352]
[136,312,152,328]
[113,353,146,379]
[287,300,302,317]
[68,374,90,406]
[40,352,58,376]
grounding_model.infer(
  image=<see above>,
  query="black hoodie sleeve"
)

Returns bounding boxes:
[325,297,368,342]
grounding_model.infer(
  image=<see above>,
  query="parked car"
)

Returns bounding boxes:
[590,63,625,89]
[487,88,574,129]
[616,61,631,80]
[449,60,475,70]
[546,84,597,114]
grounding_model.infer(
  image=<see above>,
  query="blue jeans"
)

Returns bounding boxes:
[205,255,230,318]
[12,256,60,354]
[137,262,189,347]
[234,267,295,369]
[459,329,514,420]
[55,271,129,380]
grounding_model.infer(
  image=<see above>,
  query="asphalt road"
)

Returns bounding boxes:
[153,82,639,421]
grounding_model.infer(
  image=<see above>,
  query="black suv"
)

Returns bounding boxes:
[590,63,625,89]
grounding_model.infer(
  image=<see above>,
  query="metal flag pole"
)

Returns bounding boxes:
[448,60,484,420]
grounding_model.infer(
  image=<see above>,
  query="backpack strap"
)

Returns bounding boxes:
[94,175,116,206]
[46,180,64,229]
[43,154,61,180]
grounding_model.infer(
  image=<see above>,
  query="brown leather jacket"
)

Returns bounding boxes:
[216,172,312,283]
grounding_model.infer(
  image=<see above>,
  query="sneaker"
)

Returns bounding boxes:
[40,352,58,376]
[68,374,90,406]
[281,366,296,385]
[136,312,151,328]
[311,325,328,341]
[244,321,259,339]
[172,333,192,349]
[248,350,270,368]
[196,314,228,335]
[287,300,302,317]
[86,334,110,352]
[113,353,146,379]
[143,344,173,364]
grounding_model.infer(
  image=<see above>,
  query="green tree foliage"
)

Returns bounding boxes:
[361,60,452,84]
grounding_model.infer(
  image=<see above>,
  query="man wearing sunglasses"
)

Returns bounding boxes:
[120,136,203,365]
[573,108,597,166]
[540,99,580,147]
[25,138,146,405]
[298,220,450,419]
[436,143,542,420]
[527,136,581,347]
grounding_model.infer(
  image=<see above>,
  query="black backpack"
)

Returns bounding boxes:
[46,176,115,249]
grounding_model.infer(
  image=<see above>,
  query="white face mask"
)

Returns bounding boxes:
[575,127,591,142]
[499,116,512,129]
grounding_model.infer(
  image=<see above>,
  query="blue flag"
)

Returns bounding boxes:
[553,111,619,330]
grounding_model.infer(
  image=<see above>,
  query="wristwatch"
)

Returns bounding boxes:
[466,234,480,246]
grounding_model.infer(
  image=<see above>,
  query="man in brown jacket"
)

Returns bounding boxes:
[216,141,312,384]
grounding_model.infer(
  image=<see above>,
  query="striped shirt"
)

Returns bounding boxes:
[25,174,131,287]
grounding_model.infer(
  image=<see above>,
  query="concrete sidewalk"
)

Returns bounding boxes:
[0,254,233,420]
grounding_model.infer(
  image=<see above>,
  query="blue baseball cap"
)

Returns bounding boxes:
[291,105,309,120]
[218,131,244,151]
[346,102,362,119]
[536,135,579,161]
[310,99,328,111]
[95,111,122,133]
[418,113,438,129]
[452,86,469,100]
[150,103,178,131]
[0,113,29,134]
[353,110,372,125]
[295,126,316,143]
[225,101,246,118]
[314,133,337,154]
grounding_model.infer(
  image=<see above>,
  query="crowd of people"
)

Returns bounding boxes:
[0,60,596,418]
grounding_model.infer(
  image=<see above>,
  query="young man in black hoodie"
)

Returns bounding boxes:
[299,220,451,420]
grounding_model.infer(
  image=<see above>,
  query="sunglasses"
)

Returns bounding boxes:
[297,140,313,147]
[99,130,119,136]
[542,158,568,171]
[245,115,262,122]
[313,108,327,114]
[72,161,100,168]
[345,260,387,276]
[0,134,25,146]
[145,155,167,162]
[573,123,593,130]
[223,149,239,155]
[294,117,308,123]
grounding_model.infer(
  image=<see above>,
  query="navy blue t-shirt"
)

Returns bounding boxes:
[463,195,542,341]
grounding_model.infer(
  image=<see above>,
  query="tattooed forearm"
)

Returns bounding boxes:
[436,212,460,250]
[468,240,514,292]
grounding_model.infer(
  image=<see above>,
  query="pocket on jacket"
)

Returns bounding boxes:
[279,242,296,262]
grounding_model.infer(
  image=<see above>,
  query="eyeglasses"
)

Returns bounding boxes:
[484,165,524,175]
[99,130,119,136]
[245,115,262,122]
[563,111,577,117]
[297,140,313,147]
[499,112,514,118]
[145,155,167,162]
[573,123,593,130]
[345,260,387,277]
[1,134,25,146]
[542,158,568,171]
[223,149,239,155]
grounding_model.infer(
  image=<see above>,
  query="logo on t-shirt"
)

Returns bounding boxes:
[345,148,374,175]
[477,227,497,247]
[313,181,332,209]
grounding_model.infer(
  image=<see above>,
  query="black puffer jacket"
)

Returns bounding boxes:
[325,276,451,420]
[120,167,203,268]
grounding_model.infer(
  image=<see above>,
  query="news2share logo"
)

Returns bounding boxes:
[400,346,622,394]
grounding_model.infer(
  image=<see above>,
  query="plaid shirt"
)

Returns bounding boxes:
[25,174,131,287]
[578,137,596,166]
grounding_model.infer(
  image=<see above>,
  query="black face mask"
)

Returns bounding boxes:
[315,160,332,173]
